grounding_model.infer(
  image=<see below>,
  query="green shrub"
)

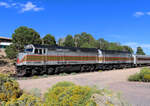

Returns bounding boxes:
[5,44,18,59]
[140,67,150,75]
[51,81,75,88]
[144,74,150,82]
[128,67,150,82]
[44,81,97,106]
[0,74,23,102]
[128,73,141,81]
[0,74,128,106]
[44,81,128,106]
[1,94,43,106]
[0,74,43,106]
[86,100,97,106]
[29,88,41,98]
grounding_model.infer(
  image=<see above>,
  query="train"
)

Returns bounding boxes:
[16,44,150,76]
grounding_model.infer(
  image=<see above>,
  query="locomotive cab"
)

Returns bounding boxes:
[24,44,46,54]
[25,45,34,53]
[16,44,48,76]
[16,44,35,66]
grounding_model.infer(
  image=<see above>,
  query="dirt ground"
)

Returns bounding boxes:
[18,68,150,106]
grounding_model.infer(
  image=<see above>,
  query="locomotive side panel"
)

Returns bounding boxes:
[101,50,133,64]
[44,47,98,66]
[55,48,98,65]
[46,48,60,65]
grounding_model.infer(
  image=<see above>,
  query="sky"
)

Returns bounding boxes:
[0,0,150,54]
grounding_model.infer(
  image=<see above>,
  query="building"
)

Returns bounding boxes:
[0,36,12,57]
[0,36,12,48]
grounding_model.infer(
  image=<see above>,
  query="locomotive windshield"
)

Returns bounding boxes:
[24,44,34,53]
[25,48,33,53]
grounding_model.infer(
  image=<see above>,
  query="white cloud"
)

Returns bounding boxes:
[0,1,44,13]
[21,2,44,12]
[11,3,17,6]
[146,12,150,15]
[134,12,144,17]
[124,42,150,54]
[0,2,10,8]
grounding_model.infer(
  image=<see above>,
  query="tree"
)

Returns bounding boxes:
[80,32,96,48]
[43,34,56,46]
[12,26,42,52]
[136,46,145,55]
[64,35,75,47]
[123,46,133,53]
[74,34,81,47]
[80,42,93,48]
[58,38,65,46]
[96,38,109,50]
[5,44,18,59]
[6,26,42,59]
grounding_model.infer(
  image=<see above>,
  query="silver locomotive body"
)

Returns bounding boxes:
[16,44,100,76]
[16,44,150,76]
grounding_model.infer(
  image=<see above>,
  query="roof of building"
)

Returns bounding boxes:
[0,36,12,41]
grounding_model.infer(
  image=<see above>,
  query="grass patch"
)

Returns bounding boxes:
[42,74,49,78]
[98,70,103,72]
[32,75,39,79]
[59,72,68,76]
[71,72,77,75]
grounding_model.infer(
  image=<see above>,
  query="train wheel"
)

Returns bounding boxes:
[55,67,60,74]
[81,65,86,72]
[32,69,37,75]
[108,65,113,70]
[90,65,95,72]
[17,69,26,77]
[40,68,45,75]
[47,67,54,75]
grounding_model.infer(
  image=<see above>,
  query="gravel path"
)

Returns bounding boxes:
[18,68,150,106]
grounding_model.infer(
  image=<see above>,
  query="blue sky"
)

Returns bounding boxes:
[0,0,150,54]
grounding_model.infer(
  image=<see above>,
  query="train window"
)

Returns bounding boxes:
[35,49,38,54]
[39,49,42,54]
[25,48,33,52]
[43,49,46,54]
[35,49,42,54]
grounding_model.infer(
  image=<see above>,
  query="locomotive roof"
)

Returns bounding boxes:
[30,44,131,54]
[100,49,131,54]
[32,44,98,52]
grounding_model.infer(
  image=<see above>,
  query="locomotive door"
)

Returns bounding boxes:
[43,48,47,65]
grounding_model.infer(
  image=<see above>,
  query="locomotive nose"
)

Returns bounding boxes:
[17,58,20,64]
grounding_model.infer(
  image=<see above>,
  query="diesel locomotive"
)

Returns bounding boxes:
[16,44,150,76]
